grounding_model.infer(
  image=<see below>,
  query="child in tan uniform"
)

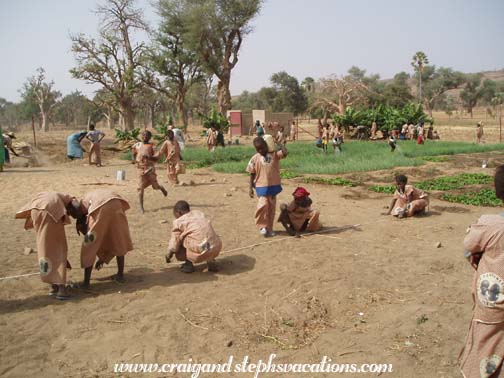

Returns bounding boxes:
[460,165,504,378]
[67,189,133,287]
[278,187,320,237]
[15,191,76,299]
[247,137,288,237]
[157,129,181,185]
[385,175,428,218]
[166,200,222,273]
[132,130,168,213]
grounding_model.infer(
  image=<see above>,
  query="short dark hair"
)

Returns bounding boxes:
[495,165,504,200]
[167,129,174,140]
[143,130,152,139]
[89,124,95,130]
[395,174,408,184]
[174,200,190,213]
[253,136,267,149]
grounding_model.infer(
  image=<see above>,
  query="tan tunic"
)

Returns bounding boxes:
[246,151,285,189]
[207,130,217,147]
[80,189,133,268]
[158,139,181,184]
[461,214,504,378]
[15,192,74,284]
[280,200,320,232]
[133,142,161,190]
[392,185,428,216]
[168,210,222,263]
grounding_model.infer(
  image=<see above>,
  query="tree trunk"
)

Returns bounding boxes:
[217,74,231,116]
[120,99,135,130]
[176,95,188,130]
[41,111,49,132]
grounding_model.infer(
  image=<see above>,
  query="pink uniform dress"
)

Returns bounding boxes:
[460,214,504,378]
[158,139,181,184]
[247,150,286,231]
[15,192,74,285]
[133,142,162,191]
[207,130,217,151]
[391,185,428,217]
[168,210,222,263]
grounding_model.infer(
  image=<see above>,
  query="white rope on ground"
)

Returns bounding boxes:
[0,218,390,281]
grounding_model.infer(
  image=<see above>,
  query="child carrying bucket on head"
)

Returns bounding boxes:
[247,136,288,237]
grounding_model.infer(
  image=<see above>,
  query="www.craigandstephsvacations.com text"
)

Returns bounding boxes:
[113,354,394,377]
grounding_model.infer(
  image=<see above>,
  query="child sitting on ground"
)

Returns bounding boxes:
[166,200,222,273]
[278,187,320,237]
[384,174,428,218]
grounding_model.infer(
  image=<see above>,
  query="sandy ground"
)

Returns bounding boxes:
[1,131,503,378]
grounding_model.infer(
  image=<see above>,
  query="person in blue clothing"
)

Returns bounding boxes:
[67,131,88,160]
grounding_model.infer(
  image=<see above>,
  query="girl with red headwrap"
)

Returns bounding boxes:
[278,187,320,237]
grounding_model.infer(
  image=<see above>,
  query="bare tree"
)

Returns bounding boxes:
[20,68,61,132]
[70,0,147,130]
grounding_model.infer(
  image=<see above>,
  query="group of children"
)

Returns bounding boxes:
[317,120,343,153]
[12,118,504,377]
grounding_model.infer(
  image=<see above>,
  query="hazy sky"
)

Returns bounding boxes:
[1,0,503,102]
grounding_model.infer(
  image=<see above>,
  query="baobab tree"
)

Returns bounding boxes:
[411,51,429,103]
[70,0,147,130]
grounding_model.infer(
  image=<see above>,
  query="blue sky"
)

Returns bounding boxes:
[0,0,503,102]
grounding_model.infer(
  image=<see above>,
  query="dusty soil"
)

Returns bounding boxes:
[1,130,502,378]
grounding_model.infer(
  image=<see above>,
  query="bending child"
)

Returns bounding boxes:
[166,200,222,273]
[385,174,428,218]
[15,192,76,299]
[459,165,504,378]
[278,187,320,237]
[247,137,288,237]
[67,189,133,288]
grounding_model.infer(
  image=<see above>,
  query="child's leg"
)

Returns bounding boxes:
[116,256,125,282]
[255,196,269,231]
[306,210,321,232]
[278,205,296,236]
[138,188,145,214]
[83,266,93,287]
[267,196,276,233]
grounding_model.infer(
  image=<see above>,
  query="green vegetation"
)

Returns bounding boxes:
[416,173,492,191]
[442,189,501,207]
[369,185,395,194]
[303,177,357,187]
[369,173,492,193]
[421,156,449,162]
[280,170,301,179]
[179,141,504,175]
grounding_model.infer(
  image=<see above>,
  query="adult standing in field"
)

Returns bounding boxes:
[86,124,105,167]
[67,189,133,287]
[66,131,87,160]
[401,122,408,139]
[476,121,484,144]
[460,165,504,378]
[255,120,264,137]
[2,131,19,163]
[157,129,181,185]
[15,191,76,299]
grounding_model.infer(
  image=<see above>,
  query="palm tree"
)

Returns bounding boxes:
[411,51,429,104]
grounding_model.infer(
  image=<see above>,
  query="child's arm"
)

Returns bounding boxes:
[249,173,256,198]
[463,221,488,269]
[98,131,105,142]
[384,198,397,215]
[168,225,183,253]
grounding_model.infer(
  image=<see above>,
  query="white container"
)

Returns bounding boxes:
[263,134,275,153]
[116,170,126,181]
